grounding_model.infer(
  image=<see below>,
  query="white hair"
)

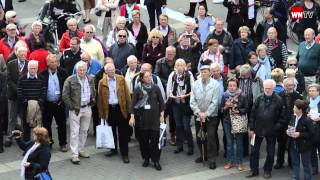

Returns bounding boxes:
[5,11,16,19]
[67,18,77,26]
[16,46,28,53]
[6,23,16,30]
[116,16,126,25]
[75,61,87,71]
[31,20,42,30]
[283,77,295,86]
[184,17,196,28]
[210,63,221,71]
[127,55,137,64]
[263,79,276,88]
[28,60,39,68]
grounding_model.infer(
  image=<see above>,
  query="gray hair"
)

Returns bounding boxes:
[67,18,77,26]
[263,79,276,88]
[28,60,39,68]
[116,16,126,25]
[283,77,294,86]
[239,64,252,76]
[127,55,137,64]
[16,46,28,53]
[184,17,196,29]
[31,20,42,30]
[210,63,221,71]
[307,83,320,92]
[75,61,87,71]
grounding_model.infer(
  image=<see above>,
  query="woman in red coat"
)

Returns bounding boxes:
[59,18,83,53]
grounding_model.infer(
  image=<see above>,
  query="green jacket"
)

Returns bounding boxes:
[62,75,96,115]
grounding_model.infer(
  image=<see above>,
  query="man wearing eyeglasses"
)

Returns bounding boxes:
[0,23,24,61]
[109,29,136,71]
[80,24,104,65]
[296,28,320,90]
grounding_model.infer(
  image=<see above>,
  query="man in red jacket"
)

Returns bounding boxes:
[0,23,23,61]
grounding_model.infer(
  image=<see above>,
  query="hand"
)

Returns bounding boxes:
[198,112,207,122]
[248,130,255,138]
[129,117,135,127]
[292,132,300,138]
[192,33,200,42]
[24,162,30,167]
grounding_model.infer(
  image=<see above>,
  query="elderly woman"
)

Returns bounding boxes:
[286,57,305,94]
[14,127,51,180]
[307,83,320,175]
[230,26,255,72]
[122,55,140,94]
[106,16,136,49]
[167,59,195,155]
[198,39,224,72]
[25,21,46,53]
[59,18,83,53]
[5,10,25,37]
[129,71,165,171]
[142,29,165,72]
[271,68,285,95]
[127,10,148,61]
[180,18,200,41]
[195,5,214,46]
[255,44,271,77]
[96,0,119,41]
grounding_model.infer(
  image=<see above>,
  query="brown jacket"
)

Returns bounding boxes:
[98,74,131,120]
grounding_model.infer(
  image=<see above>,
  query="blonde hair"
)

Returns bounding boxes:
[238,26,251,36]
[285,68,296,78]
[33,127,50,144]
[67,18,77,26]
[175,59,186,68]
[132,10,140,17]
[256,44,268,55]
[147,29,163,43]
[287,57,298,66]
[271,68,284,83]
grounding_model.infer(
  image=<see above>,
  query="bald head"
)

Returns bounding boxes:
[140,63,152,73]
[267,27,278,40]
[105,63,115,78]
[304,28,315,43]
[80,52,91,63]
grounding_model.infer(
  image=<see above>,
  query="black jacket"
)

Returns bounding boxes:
[0,72,7,114]
[127,22,148,60]
[230,38,255,69]
[249,93,286,137]
[39,67,68,103]
[154,57,175,87]
[255,18,286,44]
[221,93,249,122]
[288,114,313,153]
[16,138,51,180]
[295,69,305,94]
[0,0,13,13]
[60,48,82,76]
[7,59,28,100]
[279,91,303,127]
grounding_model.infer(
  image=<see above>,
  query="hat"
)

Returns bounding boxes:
[6,23,17,30]
[200,65,210,71]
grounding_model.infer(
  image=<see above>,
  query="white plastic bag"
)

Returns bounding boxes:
[96,119,115,149]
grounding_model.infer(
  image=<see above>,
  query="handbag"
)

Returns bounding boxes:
[230,112,248,134]
[95,8,102,16]
[34,171,52,180]
[96,119,115,149]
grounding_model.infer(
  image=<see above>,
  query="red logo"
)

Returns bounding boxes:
[290,5,314,20]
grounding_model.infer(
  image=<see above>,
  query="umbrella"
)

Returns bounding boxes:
[197,118,207,166]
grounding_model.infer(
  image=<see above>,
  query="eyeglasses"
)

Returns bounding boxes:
[152,36,160,39]
[288,64,297,66]
[85,31,93,34]
[118,35,127,38]
[12,15,16,18]
[7,29,16,31]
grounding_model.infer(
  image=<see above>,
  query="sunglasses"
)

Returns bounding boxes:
[118,35,127,38]
[85,31,93,34]
[12,15,16,18]
[152,36,160,39]
[288,64,297,66]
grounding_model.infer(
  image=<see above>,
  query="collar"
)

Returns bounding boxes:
[48,68,57,75]
[27,72,37,79]
[305,40,315,47]
[160,25,168,31]
[107,75,116,81]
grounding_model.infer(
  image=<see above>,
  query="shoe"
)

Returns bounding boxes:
[246,171,259,178]
[142,159,149,167]
[187,148,193,155]
[209,162,216,170]
[312,169,318,175]
[105,150,118,157]
[195,157,207,163]
[79,151,90,158]
[169,134,176,146]
[4,139,12,147]
[263,171,271,179]
[122,156,130,163]
[174,147,183,154]
[0,147,4,153]
[71,156,80,164]
[154,162,162,171]
[60,145,68,152]
[83,19,91,24]
[223,163,233,170]
[274,163,283,169]
[237,164,244,171]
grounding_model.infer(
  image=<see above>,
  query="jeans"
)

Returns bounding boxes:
[172,103,193,148]
[223,120,243,164]
[311,145,320,172]
[290,143,312,180]
[250,135,276,173]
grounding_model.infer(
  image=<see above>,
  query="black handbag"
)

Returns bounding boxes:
[95,8,102,17]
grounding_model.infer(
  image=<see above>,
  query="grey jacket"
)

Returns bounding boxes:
[62,75,96,115]
[190,78,220,118]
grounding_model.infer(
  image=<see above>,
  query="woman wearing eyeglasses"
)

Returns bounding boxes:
[142,29,165,72]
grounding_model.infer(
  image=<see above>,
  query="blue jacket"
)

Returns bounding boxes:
[230,38,255,69]
[73,59,102,77]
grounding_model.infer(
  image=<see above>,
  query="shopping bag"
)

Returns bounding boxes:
[158,123,167,150]
[96,119,115,149]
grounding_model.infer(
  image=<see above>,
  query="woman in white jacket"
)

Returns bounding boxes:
[96,0,120,42]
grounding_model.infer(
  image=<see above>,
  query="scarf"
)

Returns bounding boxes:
[134,83,151,109]
[224,89,242,113]
[126,4,134,23]
[309,96,320,110]
[264,38,279,50]
[20,142,40,178]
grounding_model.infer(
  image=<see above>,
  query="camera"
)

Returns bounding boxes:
[9,130,22,138]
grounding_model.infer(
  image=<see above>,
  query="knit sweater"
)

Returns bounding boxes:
[297,42,320,76]
[17,74,46,104]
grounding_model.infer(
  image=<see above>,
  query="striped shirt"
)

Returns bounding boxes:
[17,73,46,103]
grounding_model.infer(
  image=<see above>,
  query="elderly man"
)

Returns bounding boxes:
[17,60,46,141]
[263,27,288,70]
[62,61,95,164]
[190,65,220,170]
[97,63,132,163]
[121,55,140,94]
[80,24,104,65]
[60,37,83,76]
[274,78,303,169]
[0,23,23,61]
[72,52,102,77]
[296,28,320,90]
[39,54,68,152]
[155,14,177,48]
[109,29,136,71]
[4,46,28,147]
[247,79,286,179]
[154,46,176,87]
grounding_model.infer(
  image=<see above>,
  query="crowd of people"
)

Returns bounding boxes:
[0,0,319,179]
